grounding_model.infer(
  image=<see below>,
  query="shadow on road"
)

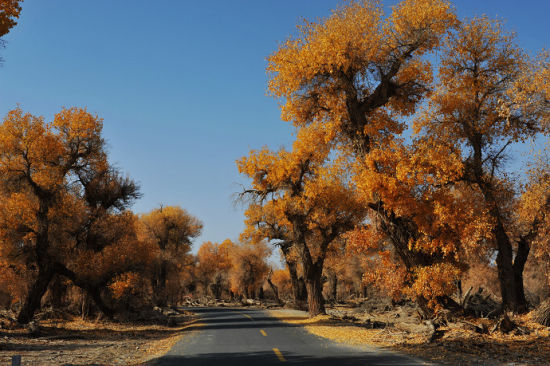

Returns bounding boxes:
[152,350,420,366]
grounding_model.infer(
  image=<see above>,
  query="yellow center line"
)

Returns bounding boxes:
[260,329,267,336]
[241,313,254,321]
[272,348,286,362]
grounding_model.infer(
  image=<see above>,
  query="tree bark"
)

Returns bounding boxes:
[267,272,282,305]
[305,265,325,316]
[330,273,338,302]
[493,219,528,313]
[17,265,54,324]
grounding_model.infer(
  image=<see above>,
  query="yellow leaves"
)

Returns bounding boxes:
[408,263,461,310]
[0,0,23,37]
[267,0,383,99]
[140,205,203,253]
[267,0,457,137]
[388,0,458,53]
[109,272,146,300]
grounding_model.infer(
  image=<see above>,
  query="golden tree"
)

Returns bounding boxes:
[0,107,146,323]
[139,205,202,306]
[196,239,234,298]
[266,0,462,313]
[238,125,367,315]
[266,0,549,313]
[416,17,549,312]
[228,240,271,299]
[0,0,22,38]
[241,203,307,307]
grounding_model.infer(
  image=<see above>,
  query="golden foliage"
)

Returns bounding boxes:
[0,0,23,38]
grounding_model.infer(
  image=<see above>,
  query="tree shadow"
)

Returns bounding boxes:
[149,350,422,366]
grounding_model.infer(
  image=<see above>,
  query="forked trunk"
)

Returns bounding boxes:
[17,266,54,324]
[287,260,307,309]
[494,223,528,313]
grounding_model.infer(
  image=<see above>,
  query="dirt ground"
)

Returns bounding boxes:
[269,303,550,365]
[0,310,199,365]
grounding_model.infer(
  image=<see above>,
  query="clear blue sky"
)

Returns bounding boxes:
[0,1,548,251]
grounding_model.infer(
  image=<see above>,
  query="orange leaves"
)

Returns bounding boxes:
[267,0,456,134]
[388,0,457,51]
[108,272,147,300]
[407,263,461,310]
[0,0,23,38]
[267,0,383,100]
[140,205,203,253]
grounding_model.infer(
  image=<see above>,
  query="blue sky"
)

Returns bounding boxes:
[0,0,548,251]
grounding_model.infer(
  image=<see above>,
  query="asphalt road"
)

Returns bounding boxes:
[153,307,428,365]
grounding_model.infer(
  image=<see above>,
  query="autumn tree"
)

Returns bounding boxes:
[0,0,23,62]
[323,241,366,302]
[266,0,463,313]
[241,203,307,308]
[140,205,203,306]
[416,17,550,312]
[238,125,367,315]
[228,240,270,299]
[269,268,292,301]
[0,107,148,323]
[0,0,22,38]
[196,239,233,298]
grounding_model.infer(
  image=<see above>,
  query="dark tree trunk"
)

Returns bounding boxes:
[267,274,282,305]
[157,261,167,306]
[48,275,66,309]
[17,265,54,324]
[330,274,338,302]
[494,222,528,313]
[54,262,114,319]
[287,262,307,309]
[305,265,325,316]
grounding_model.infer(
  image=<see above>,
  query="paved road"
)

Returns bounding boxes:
[153,307,428,365]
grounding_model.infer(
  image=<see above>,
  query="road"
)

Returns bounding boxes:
[153,307,428,365]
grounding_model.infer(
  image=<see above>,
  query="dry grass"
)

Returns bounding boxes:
[0,313,199,365]
[269,308,550,365]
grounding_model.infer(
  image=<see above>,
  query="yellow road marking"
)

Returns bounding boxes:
[260,329,267,336]
[241,313,254,321]
[272,348,286,362]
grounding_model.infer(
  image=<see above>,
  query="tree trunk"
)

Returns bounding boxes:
[494,223,528,313]
[305,267,325,316]
[267,274,282,305]
[157,261,167,306]
[287,261,307,308]
[330,274,338,302]
[17,266,54,324]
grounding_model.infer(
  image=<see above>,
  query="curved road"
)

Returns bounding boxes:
[153,307,428,365]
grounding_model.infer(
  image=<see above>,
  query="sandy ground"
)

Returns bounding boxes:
[269,306,550,365]
[0,312,199,365]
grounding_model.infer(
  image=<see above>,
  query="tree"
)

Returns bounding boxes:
[265,0,549,314]
[266,0,461,313]
[238,125,367,316]
[140,205,202,306]
[0,107,145,323]
[0,0,23,63]
[196,239,233,298]
[241,203,307,308]
[228,240,270,299]
[0,0,22,38]
[416,17,549,312]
